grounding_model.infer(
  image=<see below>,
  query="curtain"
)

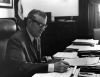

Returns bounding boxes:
[77,0,89,38]
[14,0,25,30]
[88,2,100,37]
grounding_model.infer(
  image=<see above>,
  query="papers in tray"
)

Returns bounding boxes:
[53,52,78,59]
[63,57,99,66]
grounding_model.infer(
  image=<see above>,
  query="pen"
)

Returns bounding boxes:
[70,66,77,77]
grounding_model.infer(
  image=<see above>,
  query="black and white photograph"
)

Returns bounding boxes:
[0,0,13,8]
[0,0,100,77]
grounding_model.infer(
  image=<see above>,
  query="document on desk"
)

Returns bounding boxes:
[53,52,78,59]
[63,57,99,66]
[78,45,100,51]
[67,45,91,49]
[73,39,99,45]
[32,68,79,77]
[67,45,100,51]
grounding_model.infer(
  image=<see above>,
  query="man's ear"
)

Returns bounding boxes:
[27,19,32,25]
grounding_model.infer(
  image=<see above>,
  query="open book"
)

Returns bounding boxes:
[63,57,99,66]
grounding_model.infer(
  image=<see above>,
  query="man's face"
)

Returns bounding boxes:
[28,14,47,37]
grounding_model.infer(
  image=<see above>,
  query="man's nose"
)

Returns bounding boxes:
[41,26,46,31]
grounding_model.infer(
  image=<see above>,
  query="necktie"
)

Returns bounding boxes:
[32,38,41,62]
[32,38,37,51]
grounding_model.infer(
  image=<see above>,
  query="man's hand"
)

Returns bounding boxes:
[54,60,70,73]
[41,56,52,63]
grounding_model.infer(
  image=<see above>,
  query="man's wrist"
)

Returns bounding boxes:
[48,63,54,72]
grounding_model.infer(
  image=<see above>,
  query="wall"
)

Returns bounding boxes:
[0,8,14,18]
[0,0,79,19]
[0,0,14,18]
[22,0,79,17]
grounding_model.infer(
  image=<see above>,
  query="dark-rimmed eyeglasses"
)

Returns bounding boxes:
[31,19,47,28]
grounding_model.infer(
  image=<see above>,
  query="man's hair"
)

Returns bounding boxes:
[27,9,47,20]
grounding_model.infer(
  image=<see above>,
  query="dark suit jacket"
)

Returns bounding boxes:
[5,28,48,77]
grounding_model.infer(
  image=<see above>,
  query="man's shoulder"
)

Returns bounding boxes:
[10,29,25,40]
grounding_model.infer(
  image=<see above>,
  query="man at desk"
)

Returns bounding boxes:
[5,9,69,77]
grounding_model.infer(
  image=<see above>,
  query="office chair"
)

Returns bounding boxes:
[0,19,17,77]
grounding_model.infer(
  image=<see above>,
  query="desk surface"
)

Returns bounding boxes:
[33,39,100,77]
[32,68,100,77]
[32,68,80,77]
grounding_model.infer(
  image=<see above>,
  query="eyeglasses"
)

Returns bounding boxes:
[31,19,47,28]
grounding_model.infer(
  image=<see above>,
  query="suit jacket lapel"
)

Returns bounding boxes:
[23,29,39,62]
[30,44,38,60]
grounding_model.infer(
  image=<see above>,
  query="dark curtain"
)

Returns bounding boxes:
[77,0,89,38]
[14,0,25,30]
[88,2,100,38]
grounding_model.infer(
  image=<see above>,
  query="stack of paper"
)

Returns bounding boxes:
[73,39,99,44]
[53,52,78,59]
[66,45,100,51]
[72,39,99,46]
[78,45,100,51]
[63,57,99,66]
[67,45,91,49]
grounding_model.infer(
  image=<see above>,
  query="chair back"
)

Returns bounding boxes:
[0,19,17,77]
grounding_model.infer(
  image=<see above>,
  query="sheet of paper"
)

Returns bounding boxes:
[32,74,43,77]
[53,52,78,59]
[67,45,91,49]
[32,68,76,77]
[73,39,99,44]
[63,57,99,66]
[67,45,100,51]
[78,45,100,51]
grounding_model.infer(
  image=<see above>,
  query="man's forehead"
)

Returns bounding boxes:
[34,14,47,24]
